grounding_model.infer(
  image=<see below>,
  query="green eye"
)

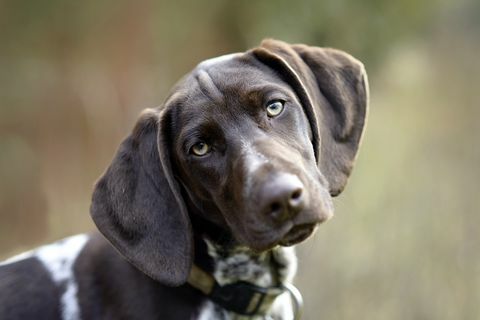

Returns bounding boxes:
[191,142,211,156]
[266,100,284,117]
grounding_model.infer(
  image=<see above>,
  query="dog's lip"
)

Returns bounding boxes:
[279,223,317,246]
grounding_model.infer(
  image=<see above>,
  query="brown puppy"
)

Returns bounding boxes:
[0,39,368,320]
[91,38,368,284]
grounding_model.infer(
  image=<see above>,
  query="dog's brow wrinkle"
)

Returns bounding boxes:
[163,91,185,108]
[195,70,225,105]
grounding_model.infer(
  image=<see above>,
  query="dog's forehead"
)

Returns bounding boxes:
[166,51,291,129]
[194,51,280,87]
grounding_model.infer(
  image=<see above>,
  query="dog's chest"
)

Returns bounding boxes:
[196,241,297,320]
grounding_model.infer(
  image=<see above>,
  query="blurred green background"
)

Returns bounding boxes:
[1,0,479,319]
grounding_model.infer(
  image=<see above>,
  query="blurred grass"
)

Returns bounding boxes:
[1,0,479,319]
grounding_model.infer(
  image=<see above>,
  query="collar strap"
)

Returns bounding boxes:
[188,264,303,318]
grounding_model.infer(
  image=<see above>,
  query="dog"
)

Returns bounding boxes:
[0,39,368,320]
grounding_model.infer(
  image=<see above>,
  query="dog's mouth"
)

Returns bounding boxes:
[279,223,317,246]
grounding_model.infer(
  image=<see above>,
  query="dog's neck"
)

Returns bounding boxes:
[189,211,298,287]
[204,238,297,288]
[195,237,299,320]
[190,211,299,319]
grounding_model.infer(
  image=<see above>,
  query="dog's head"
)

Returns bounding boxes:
[90,39,368,286]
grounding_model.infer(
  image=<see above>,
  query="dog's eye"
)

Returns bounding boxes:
[266,100,284,117]
[190,142,211,156]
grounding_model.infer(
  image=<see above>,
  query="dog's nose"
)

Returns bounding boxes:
[260,174,305,222]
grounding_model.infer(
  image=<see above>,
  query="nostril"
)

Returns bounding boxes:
[291,188,302,200]
[271,202,282,213]
[289,188,304,209]
[269,201,287,221]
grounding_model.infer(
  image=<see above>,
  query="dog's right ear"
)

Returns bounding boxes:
[90,108,192,286]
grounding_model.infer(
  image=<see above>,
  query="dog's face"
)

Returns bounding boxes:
[168,56,332,251]
[90,39,368,285]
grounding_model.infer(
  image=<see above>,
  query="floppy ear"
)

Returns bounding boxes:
[253,39,369,196]
[90,108,192,286]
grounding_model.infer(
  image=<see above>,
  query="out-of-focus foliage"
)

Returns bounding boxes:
[1,0,479,319]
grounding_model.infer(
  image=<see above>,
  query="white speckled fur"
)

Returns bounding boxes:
[1,234,89,320]
[197,239,297,320]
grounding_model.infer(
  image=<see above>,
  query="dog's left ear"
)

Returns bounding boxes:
[253,39,369,196]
